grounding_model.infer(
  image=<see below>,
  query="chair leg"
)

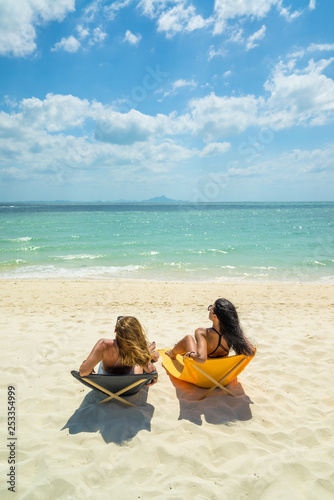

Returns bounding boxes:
[81,378,135,407]
[191,365,236,398]
[99,379,147,404]
[197,358,247,400]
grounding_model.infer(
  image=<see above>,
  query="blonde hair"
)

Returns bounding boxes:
[115,316,151,367]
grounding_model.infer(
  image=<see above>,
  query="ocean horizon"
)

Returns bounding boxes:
[1,201,333,283]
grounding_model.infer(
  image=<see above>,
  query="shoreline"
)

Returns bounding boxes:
[1,276,333,284]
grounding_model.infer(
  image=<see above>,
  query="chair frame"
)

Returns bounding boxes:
[193,357,247,399]
[71,370,157,407]
[81,377,147,406]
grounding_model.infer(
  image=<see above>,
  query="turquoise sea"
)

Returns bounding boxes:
[0,202,333,282]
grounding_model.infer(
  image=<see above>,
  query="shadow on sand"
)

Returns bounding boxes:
[62,388,154,444]
[167,374,254,426]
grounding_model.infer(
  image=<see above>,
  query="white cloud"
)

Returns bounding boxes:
[229,145,334,185]
[104,0,133,21]
[0,0,75,57]
[214,0,276,19]
[0,96,199,184]
[289,42,334,60]
[198,142,231,157]
[228,27,244,44]
[213,0,301,34]
[18,94,93,131]
[53,26,107,52]
[264,57,334,128]
[159,78,198,99]
[76,25,90,39]
[213,0,275,34]
[139,2,210,38]
[157,4,208,37]
[208,45,227,60]
[138,1,181,19]
[308,43,334,53]
[123,30,142,45]
[90,27,108,45]
[172,79,197,90]
[188,55,334,138]
[81,0,101,23]
[51,35,81,53]
[276,0,302,21]
[189,93,261,140]
[309,0,316,10]
[246,25,266,51]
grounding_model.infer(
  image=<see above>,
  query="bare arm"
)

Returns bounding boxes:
[191,328,208,364]
[79,339,106,376]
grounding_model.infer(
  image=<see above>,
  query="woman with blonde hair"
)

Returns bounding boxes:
[79,316,158,381]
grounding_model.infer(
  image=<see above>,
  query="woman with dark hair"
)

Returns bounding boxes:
[166,298,255,363]
[79,316,159,380]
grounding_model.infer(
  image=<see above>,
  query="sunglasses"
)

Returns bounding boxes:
[208,305,213,311]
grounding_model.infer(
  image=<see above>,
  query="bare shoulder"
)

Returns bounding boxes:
[195,327,207,336]
[99,338,115,345]
[95,338,115,350]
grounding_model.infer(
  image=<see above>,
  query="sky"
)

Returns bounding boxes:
[0,0,333,202]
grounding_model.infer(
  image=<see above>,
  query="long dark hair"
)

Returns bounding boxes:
[213,298,255,356]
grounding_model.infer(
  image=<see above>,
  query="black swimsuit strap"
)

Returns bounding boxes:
[208,327,229,357]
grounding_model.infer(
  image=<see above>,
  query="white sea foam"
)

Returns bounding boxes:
[0,259,26,267]
[10,237,32,242]
[189,248,228,254]
[139,251,159,256]
[0,264,143,279]
[22,246,40,251]
[252,266,278,270]
[55,254,105,261]
[208,248,228,254]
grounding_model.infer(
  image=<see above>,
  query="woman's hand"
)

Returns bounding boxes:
[145,374,158,386]
[185,351,196,358]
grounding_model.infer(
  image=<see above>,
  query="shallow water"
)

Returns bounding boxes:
[0,202,333,282]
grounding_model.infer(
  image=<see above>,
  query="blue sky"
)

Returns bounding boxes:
[0,0,333,202]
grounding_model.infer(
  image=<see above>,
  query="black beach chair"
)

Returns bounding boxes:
[71,370,158,407]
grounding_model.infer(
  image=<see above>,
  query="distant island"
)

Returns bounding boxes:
[5,196,188,204]
[143,195,184,203]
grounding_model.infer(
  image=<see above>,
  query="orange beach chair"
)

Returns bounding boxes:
[161,349,256,400]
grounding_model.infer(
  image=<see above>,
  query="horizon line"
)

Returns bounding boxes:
[1,200,333,204]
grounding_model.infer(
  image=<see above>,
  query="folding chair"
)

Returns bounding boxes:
[161,349,255,400]
[71,370,157,407]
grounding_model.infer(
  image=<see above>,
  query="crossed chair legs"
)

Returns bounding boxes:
[81,377,148,407]
[192,358,247,400]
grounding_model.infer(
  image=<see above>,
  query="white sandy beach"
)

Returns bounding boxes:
[1,280,334,500]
